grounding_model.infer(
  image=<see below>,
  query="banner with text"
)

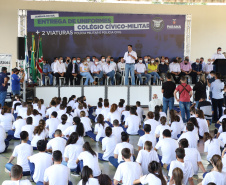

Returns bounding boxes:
[27,11,185,61]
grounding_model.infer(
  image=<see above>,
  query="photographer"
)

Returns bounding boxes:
[11,68,25,96]
[0,67,9,107]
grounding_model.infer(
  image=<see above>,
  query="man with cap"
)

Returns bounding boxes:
[0,67,9,107]
[11,68,25,95]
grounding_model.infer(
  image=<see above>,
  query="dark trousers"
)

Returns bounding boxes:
[190,72,199,84]
[66,73,81,85]
[171,73,181,84]
[212,98,224,122]
[54,73,65,85]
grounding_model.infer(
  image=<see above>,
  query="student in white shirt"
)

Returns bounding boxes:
[30,109,42,127]
[203,132,224,161]
[168,148,194,185]
[170,115,184,139]
[5,131,33,175]
[76,142,101,177]
[168,167,184,185]
[11,94,21,114]
[136,101,144,122]
[136,141,159,175]
[87,114,107,142]
[138,124,156,150]
[46,129,66,155]
[122,105,130,123]
[155,116,170,141]
[218,120,226,145]
[28,140,52,183]
[222,148,226,173]
[17,102,27,120]
[106,104,121,126]
[114,148,142,185]
[45,100,58,119]
[44,150,71,185]
[57,114,72,133]
[179,138,206,175]
[22,104,33,119]
[57,104,66,121]
[10,116,26,140]
[31,120,48,148]
[98,127,117,161]
[67,95,76,108]
[0,105,15,132]
[124,106,141,135]
[80,111,92,133]
[198,154,226,185]
[196,110,209,138]
[112,119,124,144]
[109,132,134,168]
[45,111,60,138]
[33,99,46,118]
[143,111,160,135]
[2,164,32,185]
[155,129,179,168]
[65,106,74,124]
[100,102,110,121]
[0,125,8,153]
[21,117,35,141]
[117,101,125,114]
[133,161,167,185]
[178,123,198,149]
[78,166,100,185]
[95,102,103,122]
[63,132,83,174]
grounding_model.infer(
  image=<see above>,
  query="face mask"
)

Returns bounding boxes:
[184,63,188,65]
[151,60,154,63]
[102,59,105,62]
[218,51,222,54]
[43,63,46,65]
[93,59,95,62]
[73,60,76,64]
[67,59,70,63]
[207,62,211,64]
[139,60,142,63]
[196,62,199,65]
[61,60,63,63]
[56,60,59,63]
[110,61,114,63]
[144,58,148,62]
[84,62,87,65]
[87,59,90,62]
[161,62,164,65]
[165,60,168,63]
[95,62,99,65]
[77,60,80,63]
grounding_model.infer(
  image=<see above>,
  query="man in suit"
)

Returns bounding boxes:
[66,57,81,85]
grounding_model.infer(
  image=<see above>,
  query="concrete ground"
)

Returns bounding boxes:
[0,108,215,185]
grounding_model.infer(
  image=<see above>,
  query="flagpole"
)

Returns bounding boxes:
[36,35,40,84]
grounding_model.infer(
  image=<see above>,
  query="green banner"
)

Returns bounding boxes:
[34,16,114,27]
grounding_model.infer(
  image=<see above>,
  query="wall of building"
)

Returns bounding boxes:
[0,0,226,66]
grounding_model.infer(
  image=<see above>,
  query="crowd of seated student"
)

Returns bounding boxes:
[1,94,226,185]
[42,55,215,86]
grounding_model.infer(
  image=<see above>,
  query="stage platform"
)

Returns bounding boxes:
[35,85,210,107]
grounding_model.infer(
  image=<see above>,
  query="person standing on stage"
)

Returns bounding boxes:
[0,67,9,107]
[211,47,225,61]
[123,45,137,85]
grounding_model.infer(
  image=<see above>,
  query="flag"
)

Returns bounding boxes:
[25,36,29,71]
[30,34,37,83]
[37,36,43,79]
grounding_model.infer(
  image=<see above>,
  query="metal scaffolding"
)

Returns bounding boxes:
[184,14,192,59]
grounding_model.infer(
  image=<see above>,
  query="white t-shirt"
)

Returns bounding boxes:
[78,151,101,177]
[31,129,48,147]
[17,107,27,119]
[196,118,209,136]
[202,171,226,185]
[46,107,58,118]
[47,137,66,155]
[0,125,6,153]
[29,152,52,183]
[2,180,32,185]
[155,124,171,141]
[184,148,201,175]
[136,149,159,175]
[139,173,162,185]
[125,115,141,135]
[45,118,60,138]
[168,160,194,185]
[114,142,134,163]
[178,131,198,148]
[137,133,156,149]
[222,154,226,173]
[102,135,117,161]
[218,114,226,122]
[122,111,130,122]
[204,138,223,161]
[21,125,35,141]
[12,143,33,171]
[94,123,108,141]
[114,161,142,185]
[155,138,179,164]
[78,178,100,185]
[100,107,110,120]
[107,111,121,124]
[57,122,72,133]
[30,114,42,127]
[63,125,77,137]
[144,119,160,135]
[12,100,21,113]
[57,109,66,120]
[64,143,83,169]
[170,121,183,139]
[218,132,226,145]
[12,119,26,138]
[44,164,70,185]
[112,126,124,143]
[33,104,46,118]
[0,113,15,132]
[81,117,92,132]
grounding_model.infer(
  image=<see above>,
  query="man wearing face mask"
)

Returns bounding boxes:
[100,56,106,67]
[110,57,117,72]
[165,57,169,66]
[76,57,81,72]
[180,59,192,77]
[91,58,103,85]
[135,57,151,85]
[158,58,169,81]
[204,58,213,78]
[92,56,96,62]
[144,56,149,68]
[64,57,71,70]
[200,57,206,70]
[169,59,181,84]
[116,57,125,85]
[191,59,203,84]
[103,59,115,85]
[42,60,53,86]
[55,57,66,85]
[66,57,81,85]
[86,55,93,69]
[51,57,58,74]
[211,47,225,61]
[123,45,137,85]
[11,68,25,95]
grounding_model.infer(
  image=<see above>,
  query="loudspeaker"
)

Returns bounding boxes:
[17,37,25,60]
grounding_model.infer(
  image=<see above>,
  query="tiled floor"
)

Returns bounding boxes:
[0,108,215,185]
